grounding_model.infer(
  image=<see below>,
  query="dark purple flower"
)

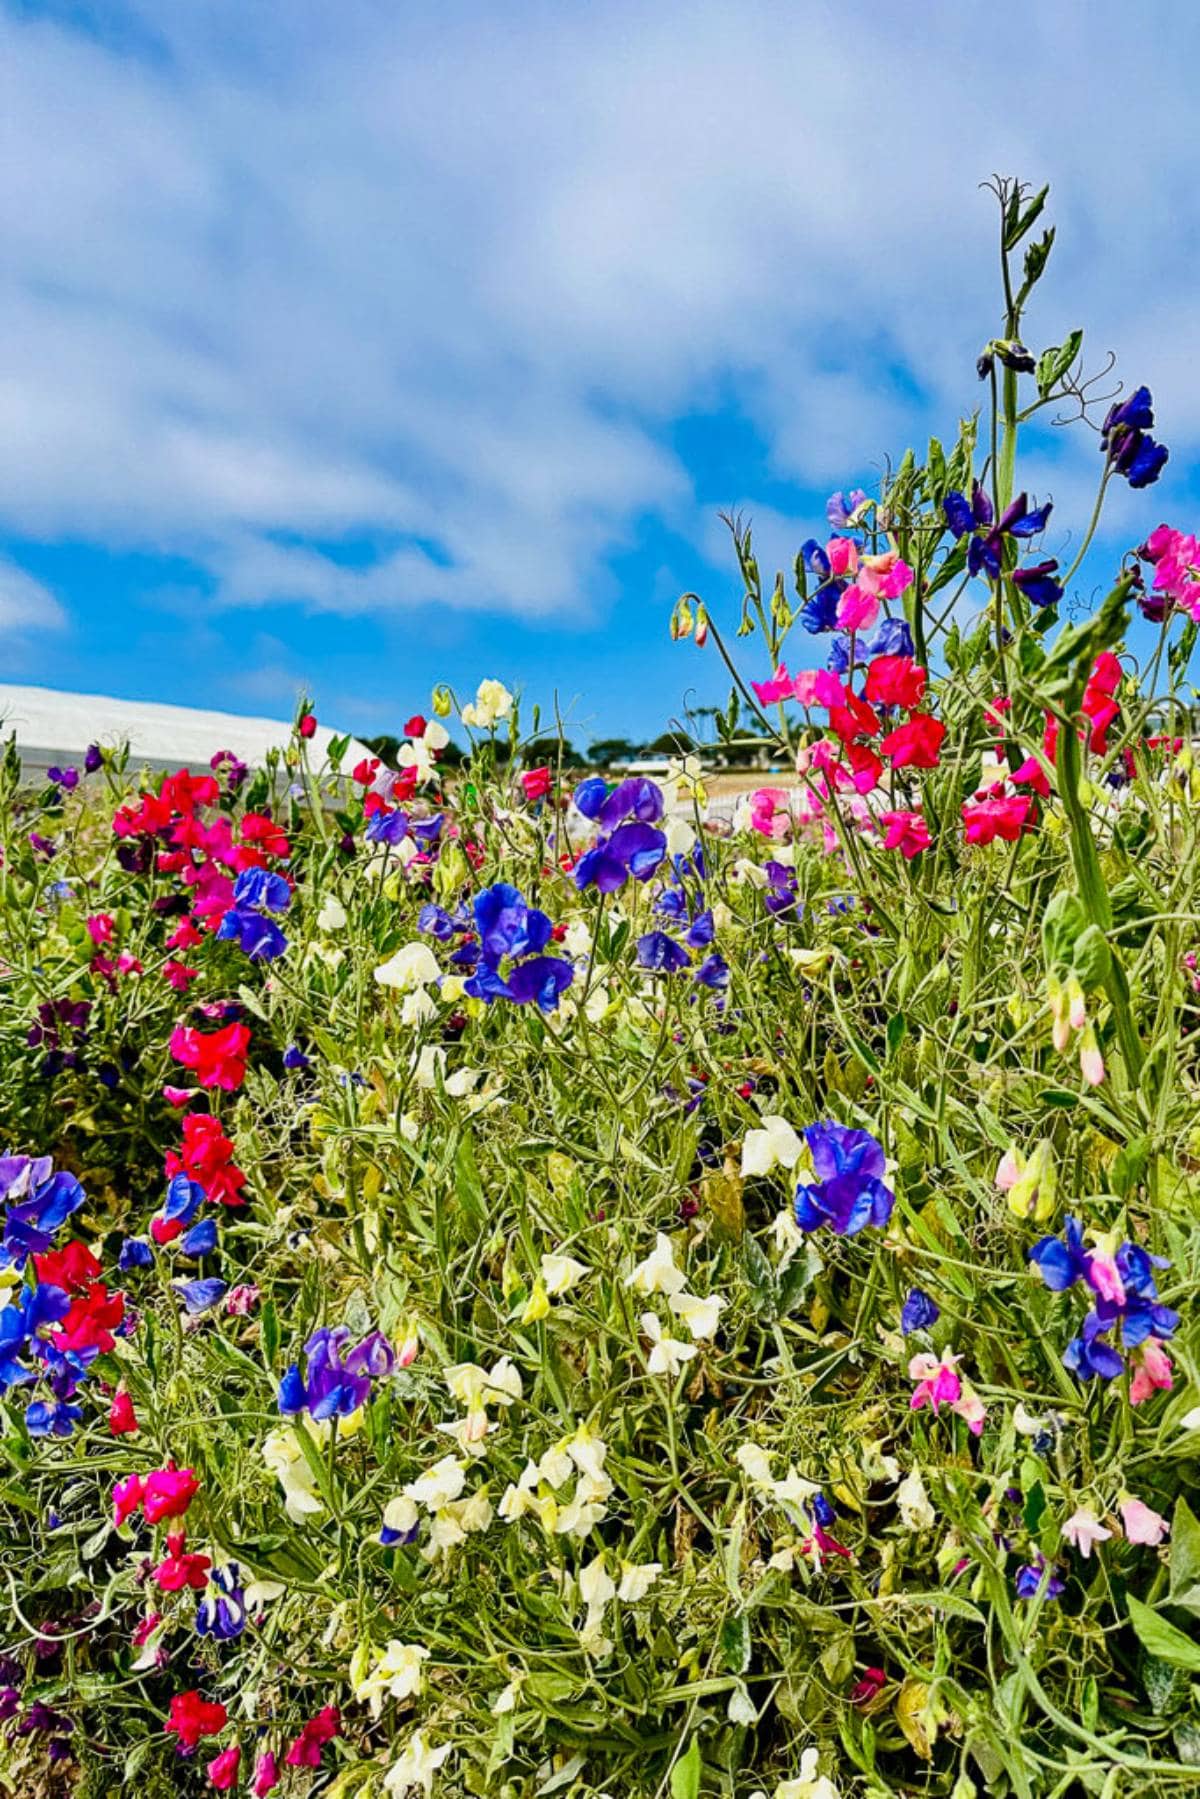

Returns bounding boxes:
[473,884,552,963]
[196,1563,246,1641]
[282,1044,311,1071]
[84,743,103,774]
[1012,559,1064,607]
[692,952,729,990]
[1102,387,1169,488]
[595,777,664,830]
[118,1237,153,1271]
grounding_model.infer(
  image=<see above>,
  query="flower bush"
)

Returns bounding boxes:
[1,177,1199,1797]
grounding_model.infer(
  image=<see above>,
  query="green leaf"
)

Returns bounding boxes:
[1127,1595,1200,1670]
[670,1734,702,1799]
[1170,1495,1200,1614]
[1036,329,1083,397]
[1004,182,1049,251]
[719,1614,751,1675]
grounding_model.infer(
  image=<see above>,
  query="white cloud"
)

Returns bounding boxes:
[0,0,1196,627]
[0,558,66,637]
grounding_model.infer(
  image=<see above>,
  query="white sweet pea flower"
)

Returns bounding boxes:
[541,1252,589,1296]
[461,678,514,729]
[1181,1405,1200,1433]
[413,1046,446,1089]
[261,1428,324,1522]
[742,1115,805,1178]
[563,918,593,959]
[578,1553,616,1613]
[242,1576,285,1612]
[625,1232,687,1296]
[771,1207,807,1273]
[642,1312,697,1377]
[668,1290,725,1341]
[385,1729,453,1796]
[498,1462,541,1522]
[616,1561,662,1602]
[317,894,347,932]
[375,941,442,991]
[565,1421,608,1480]
[772,1750,840,1799]
[424,1506,469,1557]
[401,987,439,1027]
[537,1442,576,1487]
[896,1467,936,1531]
[735,1443,775,1487]
[444,1066,484,1098]
[353,1641,430,1717]
[404,1455,466,1512]
[663,815,697,858]
[381,1495,419,1540]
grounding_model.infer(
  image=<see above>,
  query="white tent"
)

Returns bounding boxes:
[0,683,371,777]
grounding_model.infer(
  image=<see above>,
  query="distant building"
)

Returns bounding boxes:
[0,683,369,778]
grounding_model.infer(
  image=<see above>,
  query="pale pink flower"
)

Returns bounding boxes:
[1062,1507,1113,1558]
[1119,1496,1170,1546]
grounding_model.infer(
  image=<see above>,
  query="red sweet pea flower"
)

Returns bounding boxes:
[1082,651,1122,753]
[878,810,931,858]
[842,743,882,794]
[850,1667,888,1707]
[166,1113,247,1208]
[864,655,927,711]
[55,1281,125,1357]
[163,960,199,992]
[298,713,317,739]
[170,1021,251,1091]
[152,1531,212,1592]
[962,791,1032,845]
[285,1706,340,1768]
[404,714,427,738]
[109,1389,139,1435]
[167,918,206,953]
[143,1467,199,1525]
[829,692,880,745]
[241,814,290,860]
[352,757,380,786]
[208,1745,241,1791]
[35,1240,101,1293]
[162,771,221,816]
[880,714,946,769]
[520,765,552,802]
[166,1690,228,1753]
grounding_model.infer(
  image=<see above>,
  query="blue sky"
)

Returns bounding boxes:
[2,1,1199,744]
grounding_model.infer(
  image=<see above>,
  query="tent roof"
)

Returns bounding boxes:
[0,683,370,773]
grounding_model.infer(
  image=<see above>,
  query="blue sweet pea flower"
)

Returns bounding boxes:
[473,884,552,963]
[504,955,575,1012]
[232,868,291,912]
[692,952,730,990]
[794,1122,894,1237]
[636,931,691,973]
[1015,1556,1065,1601]
[181,1218,218,1258]
[1102,386,1169,488]
[118,1237,154,1271]
[901,1288,939,1334]
[172,1278,227,1315]
[282,1044,310,1071]
[25,1398,82,1438]
[574,822,667,892]
[572,776,610,819]
[163,1175,206,1227]
[1028,1217,1090,1291]
[196,1564,247,1641]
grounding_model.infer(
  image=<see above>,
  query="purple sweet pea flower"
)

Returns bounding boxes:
[1015,1556,1064,1601]
[504,955,575,1012]
[901,1288,939,1334]
[794,1123,894,1237]
[636,931,691,973]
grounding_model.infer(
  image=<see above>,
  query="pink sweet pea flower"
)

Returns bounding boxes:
[1062,1507,1113,1558]
[752,665,794,706]
[836,584,881,633]
[143,1467,199,1525]
[826,535,859,578]
[520,766,552,803]
[86,913,115,945]
[793,669,846,709]
[749,788,791,840]
[113,1473,145,1527]
[1129,1337,1174,1405]
[856,550,913,600]
[253,1751,280,1796]
[1119,1496,1170,1545]
[909,1350,963,1412]
[208,1744,241,1791]
[878,810,930,859]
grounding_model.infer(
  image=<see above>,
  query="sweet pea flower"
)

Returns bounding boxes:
[143,1467,200,1525]
[741,1115,805,1178]
[641,1312,696,1377]
[208,1745,241,1791]
[625,1232,687,1296]
[540,1253,588,1296]
[166,1690,228,1754]
[878,810,930,858]
[385,1730,453,1795]
[461,678,513,729]
[1062,1506,1113,1558]
[1119,1496,1169,1545]
[752,665,794,706]
[994,1139,1055,1222]
[253,1751,280,1795]
[1130,1336,1174,1404]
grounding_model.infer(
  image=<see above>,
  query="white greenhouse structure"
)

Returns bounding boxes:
[0,683,370,779]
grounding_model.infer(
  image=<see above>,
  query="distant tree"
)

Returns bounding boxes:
[362,733,401,768]
[523,736,579,767]
[645,729,693,756]
[587,737,639,767]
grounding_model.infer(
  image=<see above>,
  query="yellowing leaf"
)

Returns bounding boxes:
[895,1677,934,1759]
